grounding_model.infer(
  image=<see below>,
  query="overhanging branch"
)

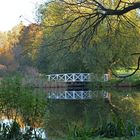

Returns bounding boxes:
[111,55,140,78]
[103,2,140,15]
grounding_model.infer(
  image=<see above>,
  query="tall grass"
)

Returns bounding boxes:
[64,114,140,140]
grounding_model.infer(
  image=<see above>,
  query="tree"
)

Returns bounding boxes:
[13,23,43,72]
[37,0,140,76]
[36,44,88,73]
[38,0,140,46]
[0,23,24,75]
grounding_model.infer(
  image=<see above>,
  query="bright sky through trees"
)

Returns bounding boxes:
[0,0,44,32]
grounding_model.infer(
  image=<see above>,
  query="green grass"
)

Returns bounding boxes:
[89,71,140,90]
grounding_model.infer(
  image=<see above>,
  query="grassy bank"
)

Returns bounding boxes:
[89,73,140,90]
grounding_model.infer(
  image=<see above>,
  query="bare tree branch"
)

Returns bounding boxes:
[104,2,140,15]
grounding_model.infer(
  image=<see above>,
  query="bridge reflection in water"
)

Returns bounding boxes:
[47,90,109,100]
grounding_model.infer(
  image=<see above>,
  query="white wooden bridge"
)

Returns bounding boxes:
[47,90,109,100]
[46,73,109,82]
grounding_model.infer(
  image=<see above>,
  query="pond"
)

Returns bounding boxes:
[1,86,140,139]
[37,88,140,139]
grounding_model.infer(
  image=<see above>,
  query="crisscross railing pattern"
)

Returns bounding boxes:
[48,90,92,100]
[46,73,91,82]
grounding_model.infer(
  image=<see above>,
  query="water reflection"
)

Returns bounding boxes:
[44,89,112,138]
[1,87,140,139]
[46,89,109,100]
[45,89,140,139]
[48,90,92,100]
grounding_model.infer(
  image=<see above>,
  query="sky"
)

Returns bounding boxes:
[0,0,44,32]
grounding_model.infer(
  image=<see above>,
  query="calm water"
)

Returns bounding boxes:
[43,88,140,139]
[1,87,140,139]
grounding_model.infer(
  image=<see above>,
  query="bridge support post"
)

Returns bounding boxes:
[80,74,84,82]
[64,74,67,82]
[72,74,75,82]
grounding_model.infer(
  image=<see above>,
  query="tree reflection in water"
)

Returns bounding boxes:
[1,79,140,139]
[45,89,140,139]
[0,76,48,139]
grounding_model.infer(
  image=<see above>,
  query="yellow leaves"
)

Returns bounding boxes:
[0,24,24,54]
[0,32,8,53]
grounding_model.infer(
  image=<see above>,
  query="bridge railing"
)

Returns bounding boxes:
[46,73,109,82]
[46,73,91,82]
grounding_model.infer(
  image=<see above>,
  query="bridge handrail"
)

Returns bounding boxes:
[45,73,109,82]
[46,73,91,82]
